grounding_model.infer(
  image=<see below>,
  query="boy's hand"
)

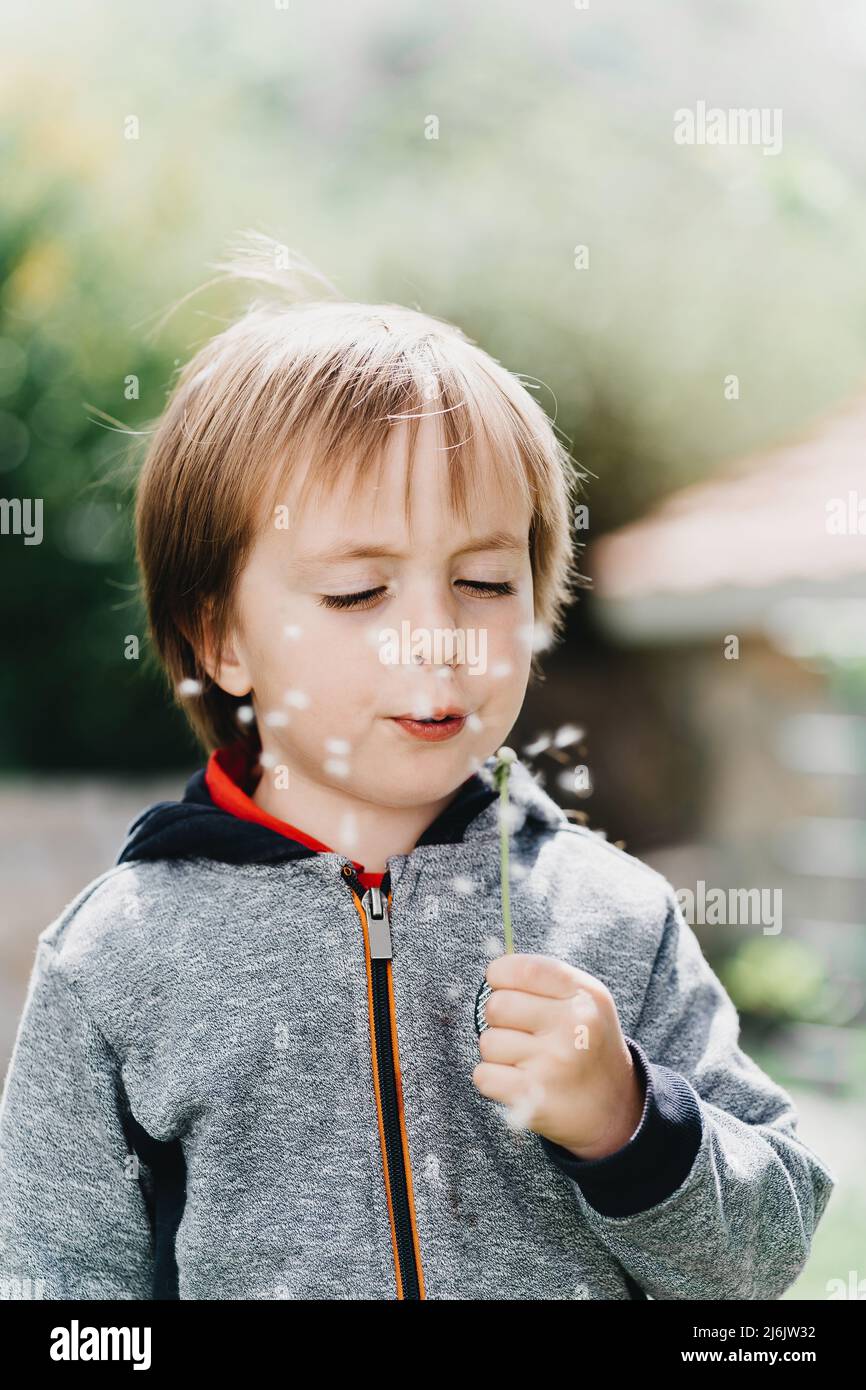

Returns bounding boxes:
[471,952,645,1159]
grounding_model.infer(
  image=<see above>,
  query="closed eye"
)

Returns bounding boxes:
[317,580,517,611]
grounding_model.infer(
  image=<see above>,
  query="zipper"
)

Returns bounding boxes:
[340,861,424,1300]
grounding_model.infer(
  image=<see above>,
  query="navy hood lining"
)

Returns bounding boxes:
[116,749,502,867]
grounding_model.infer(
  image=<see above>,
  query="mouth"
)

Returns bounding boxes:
[388,710,469,742]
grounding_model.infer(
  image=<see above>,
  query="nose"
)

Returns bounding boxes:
[412,644,460,670]
[399,582,466,670]
[412,602,465,671]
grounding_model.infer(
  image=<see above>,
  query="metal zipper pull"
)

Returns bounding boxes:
[363,884,392,960]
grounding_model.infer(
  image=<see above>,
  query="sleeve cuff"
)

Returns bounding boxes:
[537,1036,704,1217]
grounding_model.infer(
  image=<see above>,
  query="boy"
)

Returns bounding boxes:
[0,248,835,1300]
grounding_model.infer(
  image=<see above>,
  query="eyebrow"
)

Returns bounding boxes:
[289,530,528,568]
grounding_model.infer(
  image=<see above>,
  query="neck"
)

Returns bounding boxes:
[250,761,461,874]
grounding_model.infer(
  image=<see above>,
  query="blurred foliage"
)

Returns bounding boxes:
[0,189,199,769]
[720,937,828,1022]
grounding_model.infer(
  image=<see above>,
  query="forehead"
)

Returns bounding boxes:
[260,416,532,567]
[286,530,528,577]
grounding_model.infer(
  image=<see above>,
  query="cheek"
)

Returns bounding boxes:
[272,612,384,710]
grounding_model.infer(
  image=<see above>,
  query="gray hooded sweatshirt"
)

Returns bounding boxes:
[0,747,836,1300]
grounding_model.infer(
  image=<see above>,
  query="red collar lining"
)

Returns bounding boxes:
[205,744,383,887]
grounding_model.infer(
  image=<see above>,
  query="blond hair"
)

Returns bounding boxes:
[134,232,587,754]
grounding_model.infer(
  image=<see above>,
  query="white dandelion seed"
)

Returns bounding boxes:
[530,621,553,654]
[554,723,584,749]
[482,934,501,958]
[570,988,595,1021]
[451,874,476,895]
[177,678,202,697]
[121,895,143,923]
[283,688,310,709]
[338,812,359,851]
[324,758,350,778]
[445,980,462,1001]
[502,1079,544,1134]
[523,732,552,757]
[490,661,512,680]
[259,750,278,769]
[263,710,290,727]
[423,1153,443,1185]
[420,370,439,402]
[501,801,525,835]
[189,364,216,389]
[404,692,435,719]
[236,704,255,725]
[325,737,351,755]
[466,712,483,732]
[283,624,303,640]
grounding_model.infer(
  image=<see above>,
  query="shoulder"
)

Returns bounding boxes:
[531,820,676,941]
[40,859,191,959]
[35,859,215,1047]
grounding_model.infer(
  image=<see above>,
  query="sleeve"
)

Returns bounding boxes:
[537,890,837,1300]
[0,938,155,1300]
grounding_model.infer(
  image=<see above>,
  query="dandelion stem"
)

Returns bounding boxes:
[494,747,516,954]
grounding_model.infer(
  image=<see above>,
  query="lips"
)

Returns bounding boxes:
[393,707,467,721]
[389,712,468,742]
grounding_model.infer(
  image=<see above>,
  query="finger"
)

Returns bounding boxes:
[471,1060,524,1106]
[486,952,585,1001]
[478,1025,539,1066]
[483,987,549,1035]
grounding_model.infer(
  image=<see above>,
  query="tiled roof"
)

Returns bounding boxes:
[590,393,866,599]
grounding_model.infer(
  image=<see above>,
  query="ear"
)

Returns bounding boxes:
[199,605,253,698]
